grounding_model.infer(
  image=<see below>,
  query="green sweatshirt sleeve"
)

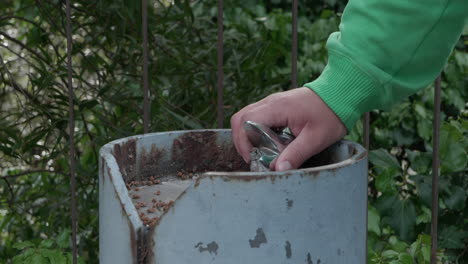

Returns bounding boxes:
[304,0,468,131]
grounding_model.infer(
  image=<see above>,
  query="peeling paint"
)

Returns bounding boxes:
[285,241,292,259]
[249,228,267,248]
[195,241,219,255]
[305,253,320,264]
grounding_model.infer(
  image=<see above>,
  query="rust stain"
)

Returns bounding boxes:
[137,144,165,181]
[113,139,137,182]
[347,144,356,156]
[107,166,113,184]
[100,157,106,184]
[221,175,271,181]
[136,224,157,264]
[171,131,249,174]
[143,230,156,264]
[355,149,367,161]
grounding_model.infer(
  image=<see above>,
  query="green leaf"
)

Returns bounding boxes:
[375,167,399,194]
[409,240,420,257]
[12,248,35,264]
[41,248,67,264]
[30,252,49,264]
[388,236,408,252]
[439,123,467,173]
[443,185,467,211]
[406,150,431,174]
[40,239,54,249]
[13,241,35,250]
[415,206,431,224]
[369,149,401,170]
[411,175,432,207]
[79,99,99,111]
[368,205,381,236]
[421,245,430,262]
[375,195,417,241]
[399,253,414,264]
[56,229,71,249]
[439,226,468,249]
[382,250,399,259]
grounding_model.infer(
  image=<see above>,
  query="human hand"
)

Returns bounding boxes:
[230,87,347,171]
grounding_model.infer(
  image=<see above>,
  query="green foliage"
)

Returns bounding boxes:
[0,0,466,263]
[368,233,442,264]
[12,229,84,264]
[361,48,468,262]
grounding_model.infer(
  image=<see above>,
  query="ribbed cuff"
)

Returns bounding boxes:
[304,51,382,131]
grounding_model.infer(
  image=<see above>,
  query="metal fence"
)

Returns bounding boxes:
[63,1,442,263]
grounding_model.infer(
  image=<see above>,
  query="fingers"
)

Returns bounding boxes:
[274,118,346,171]
[231,87,347,170]
[274,125,326,171]
[230,96,288,163]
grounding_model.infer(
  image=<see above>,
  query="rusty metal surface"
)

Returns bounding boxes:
[100,130,367,263]
[431,76,441,264]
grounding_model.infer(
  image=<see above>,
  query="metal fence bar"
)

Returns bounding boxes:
[362,111,370,264]
[142,0,150,133]
[216,0,224,128]
[363,112,370,150]
[291,0,298,89]
[431,75,442,264]
[65,0,77,263]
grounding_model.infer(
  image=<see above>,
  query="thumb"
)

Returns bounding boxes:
[274,129,326,171]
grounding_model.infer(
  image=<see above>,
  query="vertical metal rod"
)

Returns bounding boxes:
[363,112,370,150]
[362,111,370,264]
[216,0,224,128]
[142,0,150,133]
[291,0,298,89]
[65,0,77,263]
[431,75,441,264]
